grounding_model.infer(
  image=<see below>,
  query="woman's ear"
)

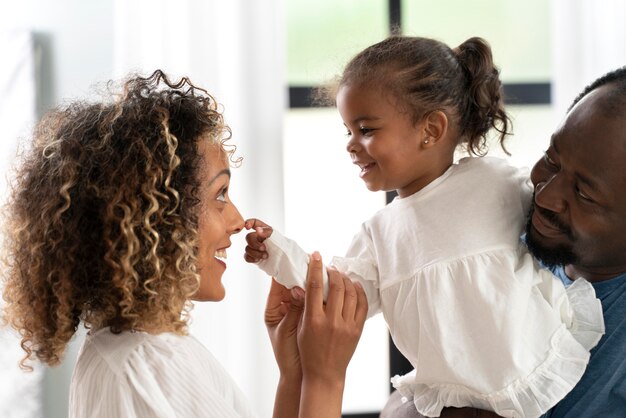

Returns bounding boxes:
[421,110,448,148]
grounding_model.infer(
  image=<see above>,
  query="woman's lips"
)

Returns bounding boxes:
[214,248,227,267]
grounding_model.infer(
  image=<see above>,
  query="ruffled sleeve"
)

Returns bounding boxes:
[331,224,381,318]
[534,268,605,350]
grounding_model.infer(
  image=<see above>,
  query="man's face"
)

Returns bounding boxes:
[525,84,626,279]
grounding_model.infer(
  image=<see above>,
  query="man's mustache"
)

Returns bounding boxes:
[531,203,574,239]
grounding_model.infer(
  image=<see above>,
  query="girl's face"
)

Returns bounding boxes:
[194,141,244,301]
[337,84,441,198]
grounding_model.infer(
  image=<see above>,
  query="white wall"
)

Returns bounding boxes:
[2,2,287,417]
[1,3,115,418]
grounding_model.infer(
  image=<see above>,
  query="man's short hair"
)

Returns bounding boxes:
[569,67,626,117]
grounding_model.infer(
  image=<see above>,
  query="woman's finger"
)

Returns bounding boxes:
[265,278,287,326]
[341,276,358,321]
[325,268,345,319]
[354,282,368,325]
[304,251,325,317]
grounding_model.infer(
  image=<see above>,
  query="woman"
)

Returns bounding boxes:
[1,70,367,417]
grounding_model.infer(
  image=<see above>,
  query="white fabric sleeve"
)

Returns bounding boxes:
[256,230,330,299]
[255,228,381,312]
[534,266,605,350]
[518,168,534,216]
[331,225,381,318]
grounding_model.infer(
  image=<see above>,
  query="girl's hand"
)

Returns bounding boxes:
[298,251,368,417]
[244,218,273,263]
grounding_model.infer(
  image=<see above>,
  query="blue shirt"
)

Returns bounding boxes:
[543,267,626,417]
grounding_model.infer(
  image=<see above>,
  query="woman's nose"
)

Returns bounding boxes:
[227,202,244,235]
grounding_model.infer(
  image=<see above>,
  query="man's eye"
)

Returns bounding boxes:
[576,186,593,202]
[543,151,558,168]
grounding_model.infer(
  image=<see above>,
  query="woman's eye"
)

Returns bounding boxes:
[216,188,227,203]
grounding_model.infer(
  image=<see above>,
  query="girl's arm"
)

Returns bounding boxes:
[244,218,330,299]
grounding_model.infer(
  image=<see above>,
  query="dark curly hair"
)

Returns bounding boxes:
[1,70,236,369]
[568,66,626,116]
[318,36,511,156]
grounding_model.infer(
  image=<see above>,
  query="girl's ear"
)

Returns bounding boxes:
[421,110,449,148]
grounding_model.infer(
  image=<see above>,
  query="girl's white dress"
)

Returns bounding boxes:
[256,157,604,418]
[69,327,256,418]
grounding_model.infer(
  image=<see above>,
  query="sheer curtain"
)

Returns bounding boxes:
[0,29,43,418]
[113,1,286,416]
[551,0,626,115]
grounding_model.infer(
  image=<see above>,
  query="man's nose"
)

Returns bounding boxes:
[534,175,567,214]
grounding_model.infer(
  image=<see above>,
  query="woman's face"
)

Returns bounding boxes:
[194,141,244,301]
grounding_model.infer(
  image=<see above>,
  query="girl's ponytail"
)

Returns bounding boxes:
[454,37,511,155]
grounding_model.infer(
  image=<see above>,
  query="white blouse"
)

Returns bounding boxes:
[257,157,604,418]
[69,328,256,418]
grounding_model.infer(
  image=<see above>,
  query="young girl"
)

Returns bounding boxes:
[1,70,367,418]
[244,36,605,417]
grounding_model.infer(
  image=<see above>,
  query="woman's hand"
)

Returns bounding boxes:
[298,251,368,418]
[265,278,305,418]
[265,278,305,378]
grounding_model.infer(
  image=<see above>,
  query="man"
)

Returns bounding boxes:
[524,66,626,417]
[383,67,626,417]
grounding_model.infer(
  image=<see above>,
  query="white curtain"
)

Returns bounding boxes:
[0,29,43,418]
[113,1,286,416]
[551,0,626,115]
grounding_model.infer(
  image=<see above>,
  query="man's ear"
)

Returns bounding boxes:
[421,110,449,148]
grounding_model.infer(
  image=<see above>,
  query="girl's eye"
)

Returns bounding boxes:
[345,129,352,137]
[360,127,374,136]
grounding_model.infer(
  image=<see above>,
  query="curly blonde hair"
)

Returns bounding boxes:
[1,70,235,368]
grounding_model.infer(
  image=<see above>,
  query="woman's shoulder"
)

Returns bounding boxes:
[74,328,217,382]
[71,328,255,417]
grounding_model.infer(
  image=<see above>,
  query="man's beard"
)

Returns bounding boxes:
[524,203,579,268]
